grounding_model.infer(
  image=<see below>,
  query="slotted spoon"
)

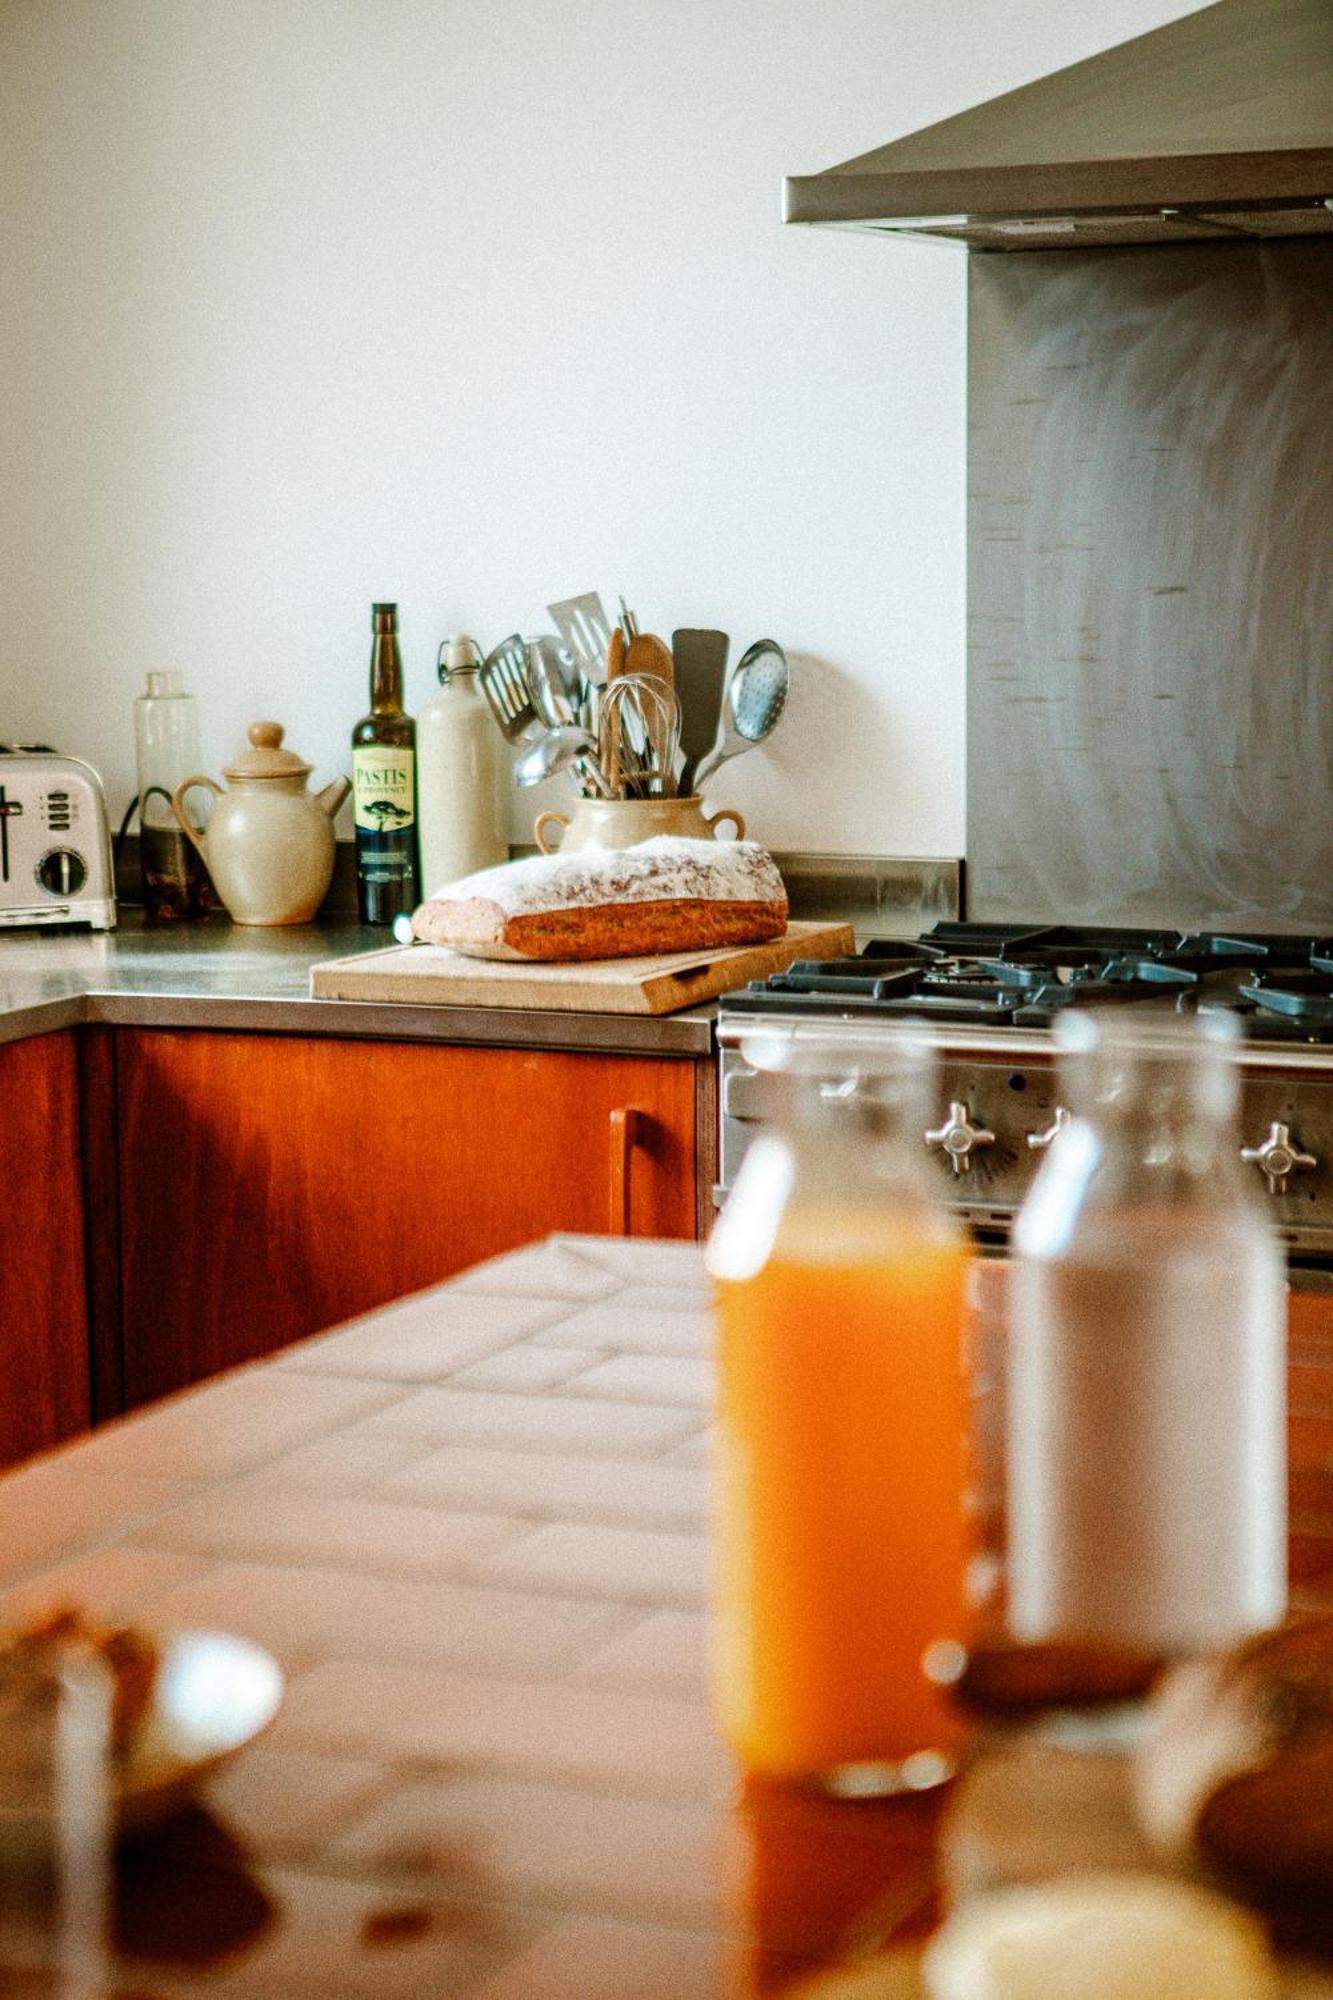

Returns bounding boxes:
[693,639,788,793]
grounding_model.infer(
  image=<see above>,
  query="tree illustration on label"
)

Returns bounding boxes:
[364,799,411,829]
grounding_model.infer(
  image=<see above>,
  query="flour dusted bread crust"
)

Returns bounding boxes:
[412,836,788,961]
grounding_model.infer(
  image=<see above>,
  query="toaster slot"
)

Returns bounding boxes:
[0,786,22,883]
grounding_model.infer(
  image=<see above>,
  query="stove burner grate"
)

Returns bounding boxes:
[1239,970,1333,1027]
[730,924,1333,1040]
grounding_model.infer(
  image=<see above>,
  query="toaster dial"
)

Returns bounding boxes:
[37,847,87,897]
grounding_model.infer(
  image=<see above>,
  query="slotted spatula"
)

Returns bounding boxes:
[546,593,614,684]
[478,633,543,744]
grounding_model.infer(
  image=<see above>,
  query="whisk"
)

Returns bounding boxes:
[600,676,680,799]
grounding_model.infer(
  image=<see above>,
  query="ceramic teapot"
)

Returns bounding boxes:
[172,722,351,925]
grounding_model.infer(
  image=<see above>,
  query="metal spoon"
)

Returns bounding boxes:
[525,639,610,797]
[513,726,613,797]
[524,636,584,729]
[692,640,789,793]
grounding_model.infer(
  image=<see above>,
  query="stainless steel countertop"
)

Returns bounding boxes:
[0,917,715,1057]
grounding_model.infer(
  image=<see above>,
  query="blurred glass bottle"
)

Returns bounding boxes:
[707,1038,972,1791]
[1008,1010,1287,1654]
[134,672,216,919]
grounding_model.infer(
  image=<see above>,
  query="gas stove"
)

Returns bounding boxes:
[716,922,1333,1250]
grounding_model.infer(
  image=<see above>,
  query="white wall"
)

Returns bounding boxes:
[0,0,1205,858]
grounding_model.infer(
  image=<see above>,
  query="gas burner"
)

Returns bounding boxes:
[731,922,1333,1044]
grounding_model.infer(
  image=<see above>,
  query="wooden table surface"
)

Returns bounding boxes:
[0,1235,1330,1996]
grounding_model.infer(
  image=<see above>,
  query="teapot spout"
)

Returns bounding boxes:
[317,775,352,819]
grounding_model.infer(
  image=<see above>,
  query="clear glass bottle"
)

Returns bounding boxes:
[133,671,215,918]
[1008,1010,1287,1654]
[416,638,507,895]
[706,1038,972,1790]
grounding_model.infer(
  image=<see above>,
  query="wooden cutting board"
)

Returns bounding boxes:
[310,920,854,1015]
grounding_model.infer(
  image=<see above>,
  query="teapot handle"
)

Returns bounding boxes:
[171,775,222,858]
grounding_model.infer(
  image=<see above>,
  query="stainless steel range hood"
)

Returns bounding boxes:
[785,0,1333,248]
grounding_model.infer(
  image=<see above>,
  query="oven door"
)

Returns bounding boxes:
[1286,1264,1333,1596]
[718,1027,1058,1229]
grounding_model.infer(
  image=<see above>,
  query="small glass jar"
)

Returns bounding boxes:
[134,671,217,918]
[1007,1009,1287,1655]
[707,1035,972,1791]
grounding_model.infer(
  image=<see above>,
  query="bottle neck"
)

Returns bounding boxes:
[369,632,404,715]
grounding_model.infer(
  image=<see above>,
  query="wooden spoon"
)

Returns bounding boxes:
[623,630,674,693]
[616,599,673,698]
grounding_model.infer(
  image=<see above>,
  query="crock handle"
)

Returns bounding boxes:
[534,811,570,855]
[704,807,745,841]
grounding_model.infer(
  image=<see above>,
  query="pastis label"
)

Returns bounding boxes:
[353,747,415,833]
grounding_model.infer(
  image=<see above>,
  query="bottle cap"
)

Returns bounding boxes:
[145,671,185,698]
[438,637,483,681]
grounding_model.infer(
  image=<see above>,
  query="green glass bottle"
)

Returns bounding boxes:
[352,603,419,925]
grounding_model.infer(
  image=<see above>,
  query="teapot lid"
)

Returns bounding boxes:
[223,722,312,781]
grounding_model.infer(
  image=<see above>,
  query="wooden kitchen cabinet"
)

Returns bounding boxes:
[0,1033,90,1464]
[113,1028,702,1409]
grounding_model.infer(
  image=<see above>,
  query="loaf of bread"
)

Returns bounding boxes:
[1135,1618,1333,1905]
[411,835,789,961]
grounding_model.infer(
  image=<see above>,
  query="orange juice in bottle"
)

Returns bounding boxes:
[707,1040,970,1789]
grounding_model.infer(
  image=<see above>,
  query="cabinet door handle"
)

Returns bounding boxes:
[609,1107,647,1235]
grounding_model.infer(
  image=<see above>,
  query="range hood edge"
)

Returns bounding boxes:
[785,0,1333,249]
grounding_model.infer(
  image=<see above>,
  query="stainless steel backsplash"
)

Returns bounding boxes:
[967,239,1333,930]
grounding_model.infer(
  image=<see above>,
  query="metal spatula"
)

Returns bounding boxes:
[546,593,614,683]
[478,634,543,744]
[672,630,729,796]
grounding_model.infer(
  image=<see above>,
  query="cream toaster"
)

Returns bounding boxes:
[0,748,116,930]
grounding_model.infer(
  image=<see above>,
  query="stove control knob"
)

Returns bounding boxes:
[925,1101,996,1176]
[1027,1106,1072,1152]
[1240,1122,1317,1196]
